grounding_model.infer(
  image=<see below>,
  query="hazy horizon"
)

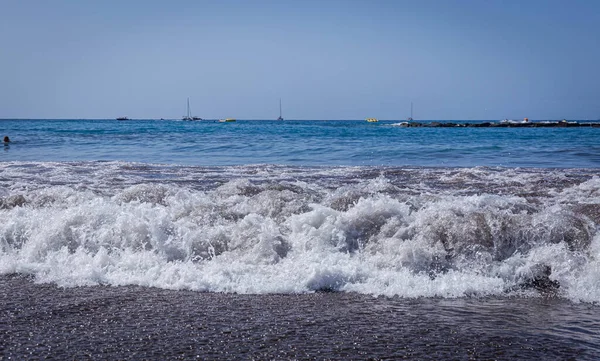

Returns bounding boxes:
[2,0,599,120]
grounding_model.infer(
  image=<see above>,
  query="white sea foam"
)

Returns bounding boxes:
[1,162,599,302]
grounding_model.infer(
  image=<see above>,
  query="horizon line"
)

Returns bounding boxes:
[2,118,598,122]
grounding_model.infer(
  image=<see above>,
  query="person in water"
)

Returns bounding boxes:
[3,136,9,144]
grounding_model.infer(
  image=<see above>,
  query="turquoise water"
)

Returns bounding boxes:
[2,119,599,167]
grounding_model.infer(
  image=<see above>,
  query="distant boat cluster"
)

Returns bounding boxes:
[117,99,595,126]
[117,98,284,122]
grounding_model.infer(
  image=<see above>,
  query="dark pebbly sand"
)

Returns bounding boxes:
[1,275,599,360]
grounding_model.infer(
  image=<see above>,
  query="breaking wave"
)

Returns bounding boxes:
[1,162,599,303]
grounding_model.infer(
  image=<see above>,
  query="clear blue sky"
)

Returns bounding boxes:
[1,0,599,120]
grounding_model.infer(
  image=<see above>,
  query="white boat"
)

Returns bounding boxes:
[277,98,284,121]
[500,118,529,124]
[182,98,202,121]
[366,118,378,123]
[219,118,236,122]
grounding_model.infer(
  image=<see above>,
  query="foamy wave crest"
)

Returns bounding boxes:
[1,162,599,302]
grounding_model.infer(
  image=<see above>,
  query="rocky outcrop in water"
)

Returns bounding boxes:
[402,120,600,128]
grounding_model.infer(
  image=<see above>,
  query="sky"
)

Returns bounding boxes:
[1,0,599,120]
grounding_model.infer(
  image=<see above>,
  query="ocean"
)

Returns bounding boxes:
[1,118,600,359]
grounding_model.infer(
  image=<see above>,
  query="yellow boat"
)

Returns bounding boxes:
[366,118,378,123]
[219,118,236,122]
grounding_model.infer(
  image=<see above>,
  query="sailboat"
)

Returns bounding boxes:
[182,98,202,121]
[277,98,284,121]
[407,102,414,121]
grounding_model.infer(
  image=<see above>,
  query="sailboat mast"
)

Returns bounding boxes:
[187,98,191,118]
[277,98,284,120]
[411,102,413,119]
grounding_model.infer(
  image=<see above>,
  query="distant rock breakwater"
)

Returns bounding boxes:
[400,120,600,128]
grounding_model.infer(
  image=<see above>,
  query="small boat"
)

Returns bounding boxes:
[500,118,529,124]
[116,117,129,120]
[183,98,202,121]
[407,102,414,121]
[366,118,378,123]
[277,98,284,121]
[219,118,236,122]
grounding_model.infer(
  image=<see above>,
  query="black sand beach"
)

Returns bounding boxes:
[1,275,599,360]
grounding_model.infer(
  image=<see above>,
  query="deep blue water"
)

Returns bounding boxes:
[2,119,599,167]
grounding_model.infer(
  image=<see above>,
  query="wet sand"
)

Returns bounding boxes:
[1,275,599,359]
